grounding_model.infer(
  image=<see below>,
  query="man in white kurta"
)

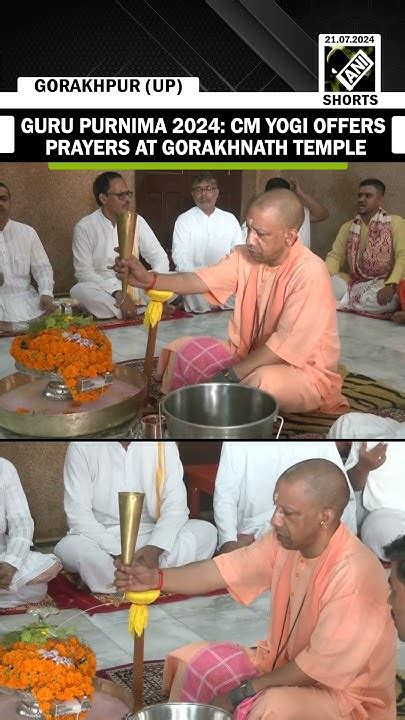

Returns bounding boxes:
[328,414,405,560]
[70,172,169,320]
[0,458,61,608]
[213,441,357,553]
[0,182,55,325]
[172,173,244,313]
[241,177,328,249]
[54,441,218,593]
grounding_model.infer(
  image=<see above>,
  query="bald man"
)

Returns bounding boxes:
[114,191,348,414]
[115,459,396,720]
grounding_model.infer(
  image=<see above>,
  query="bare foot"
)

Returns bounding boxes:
[391,311,405,324]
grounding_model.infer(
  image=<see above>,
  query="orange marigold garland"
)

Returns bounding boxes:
[0,635,97,720]
[10,315,114,403]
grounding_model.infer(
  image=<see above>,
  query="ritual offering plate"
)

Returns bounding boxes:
[0,621,132,720]
[0,314,146,437]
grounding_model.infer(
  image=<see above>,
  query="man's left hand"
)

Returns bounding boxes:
[289,177,302,196]
[377,285,396,306]
[40,295,56,315]
[212,691,233,713]
[210,366,240,384]
[0,562,17,589]
[132,545,163,569]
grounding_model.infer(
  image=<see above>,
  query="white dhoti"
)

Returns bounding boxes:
[328,412,405,440]
[339,278,399,315]
[0,287,44,323]
[54,519,217,593]
[0,551,61,609]
[70,282,148,319]
[360,508,405,560]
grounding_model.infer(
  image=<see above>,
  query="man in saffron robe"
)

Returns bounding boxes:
[113,190,348,414]
[325,178,405,316]
[115,458,396,720]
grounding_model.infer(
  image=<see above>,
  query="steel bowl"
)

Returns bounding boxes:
[161,383,283,439]
[126,702,232,720]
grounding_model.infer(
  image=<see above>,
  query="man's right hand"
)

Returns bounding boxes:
[113,251,153,289]
[0,562,17,589]
[114,558,159,593]
[113,291,139,319]
[358,441,387,472]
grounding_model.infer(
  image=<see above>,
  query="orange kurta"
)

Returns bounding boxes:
[158,243,348,413]
[164,524,396,719]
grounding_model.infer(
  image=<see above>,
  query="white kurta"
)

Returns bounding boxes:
[54,441,217,592]
[213,441,357,548]
[0,220,54,322]
[0,458,60,608]
[342,440,405,559]
[70,209,169,318]
[172,206,244,313]
[241,207,311,248]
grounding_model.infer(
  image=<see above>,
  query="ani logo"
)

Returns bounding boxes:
[319,35,381,100]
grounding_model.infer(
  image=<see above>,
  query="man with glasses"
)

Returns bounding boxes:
[0,182,55,328]
[70,172,169,320]
[172,172,244,313]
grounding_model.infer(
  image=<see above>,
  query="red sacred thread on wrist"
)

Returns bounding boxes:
[145,272,158,291]
[156,569,164,590]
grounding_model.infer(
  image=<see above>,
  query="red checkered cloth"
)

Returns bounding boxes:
[180,642,258,719]
[171,337,236,391]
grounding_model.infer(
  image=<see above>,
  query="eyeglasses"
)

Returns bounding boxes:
[105,191,133,200]
[192,185,218,194]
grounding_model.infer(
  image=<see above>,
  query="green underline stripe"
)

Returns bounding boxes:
[48,162,348,171]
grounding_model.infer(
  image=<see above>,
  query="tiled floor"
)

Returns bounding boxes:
[0,309,404,393]
[1,592,404,673]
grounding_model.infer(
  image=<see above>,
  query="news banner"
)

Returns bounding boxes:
[0,110,404,164]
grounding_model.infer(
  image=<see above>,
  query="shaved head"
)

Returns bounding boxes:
[251,189,305,232]
[279,458,350,520]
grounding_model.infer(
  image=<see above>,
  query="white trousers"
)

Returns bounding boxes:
[183,293,235,314]
[337,277,399,315]
[54,519,218,593]
[328,412,405,440]
[70,282,148,319]
[0,553,61,609]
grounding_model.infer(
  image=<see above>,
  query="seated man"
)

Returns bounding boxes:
[325,178,405,316]
[54,441,217,593]
[328,430,405,560]
[70,171,169,320]
[0,182,55,327]
[114,189,349,414]
[115,459,396,719]
[0,457,61,609]
[385,534,405,641]
[241,177,329,248]
[214,441,357,554]
[172,172,244,313]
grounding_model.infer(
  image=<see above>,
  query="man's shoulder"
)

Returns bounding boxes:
[175,207,197,224]
[337,219,353,235]
[8,219,36,234]
[329,529,387,589]
[74,209,99,230]
[215,207,239,223]
[289,245,328,278]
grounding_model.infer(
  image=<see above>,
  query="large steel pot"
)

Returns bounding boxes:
[160,383,283,439]
[126,702,232,720]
